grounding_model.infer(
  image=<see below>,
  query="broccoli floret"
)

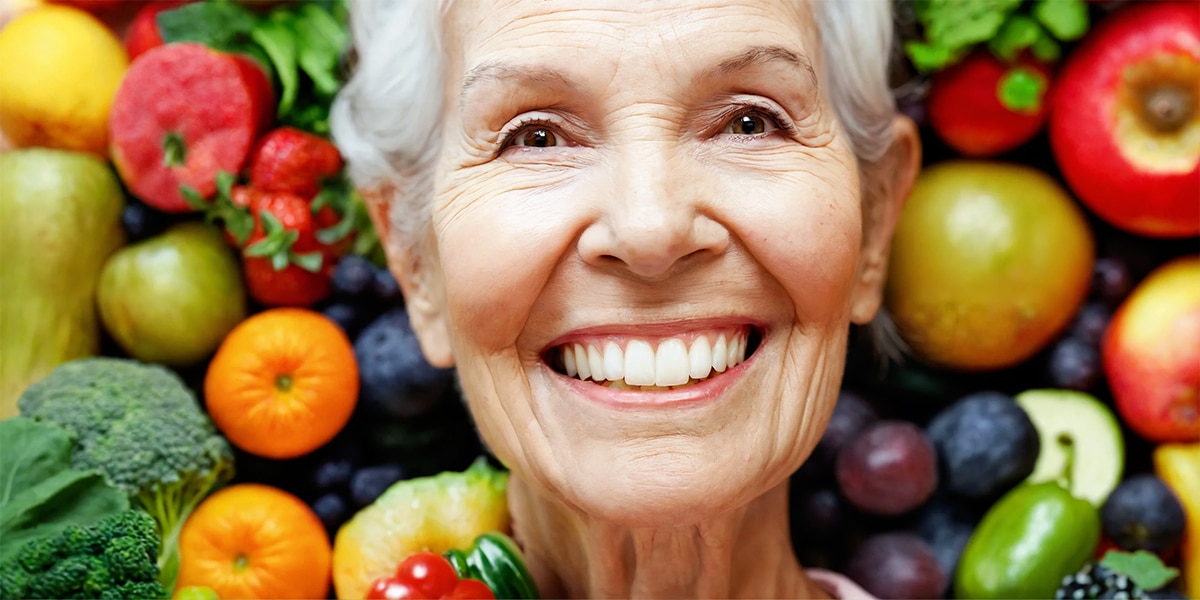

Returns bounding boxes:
[0,511,168,600]
[18,358,235,590]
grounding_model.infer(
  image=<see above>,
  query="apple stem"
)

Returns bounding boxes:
[1056,433,1076,490]
[1142,85,1195,133]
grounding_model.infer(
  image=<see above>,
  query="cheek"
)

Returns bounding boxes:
[433,170,584,354]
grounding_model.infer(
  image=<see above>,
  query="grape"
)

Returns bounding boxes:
[311,493,349,533]
[925,391,1040,500]
[835,421,938,515]
[331,254,377,297]
[843,532,946,600]
[321,300,377,339]
[796,390,880,483]
[1091,257,1134,307]
[916,494,980,584]
[1046,336,1102,392]
[312,458,355,492]
[1069,302,1112,346]
[1101,474,1186,553]
[350,463,408,508]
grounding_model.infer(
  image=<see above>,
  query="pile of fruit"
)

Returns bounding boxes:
[0,0,1195,599]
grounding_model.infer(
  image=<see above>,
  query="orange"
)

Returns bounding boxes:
[885,160,1095,371]
[176,483,332,600]
[333,459,510,600]
[205,308,358,459]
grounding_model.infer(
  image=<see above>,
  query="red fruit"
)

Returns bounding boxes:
[444,579,496,600]
[240,191,332,307]
[109,43,275,213]
[366,576,429,600]
[394,553,459,599]
[248,126,345,200]
[123,0,192,61]
[243,257,332,308]
[1049,1,1200,238]
[928,51,1052,157]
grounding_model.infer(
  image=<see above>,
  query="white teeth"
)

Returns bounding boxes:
[737,335,748,364]
[727,334,739,367]
[574,344,591,381]
[563,346,578,377]
[624,340,656,386]
[603,341,624,381]
[654,338,690,387]
[712,335,728,373]
[587,345,606,382]
[688,337,712,380]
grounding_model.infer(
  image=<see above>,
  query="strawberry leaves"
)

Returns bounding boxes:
[244,210,324,273]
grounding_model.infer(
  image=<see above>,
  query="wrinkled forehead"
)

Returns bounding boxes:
[440,0,821,99]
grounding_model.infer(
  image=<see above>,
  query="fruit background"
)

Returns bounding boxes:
[0,1,1196,599]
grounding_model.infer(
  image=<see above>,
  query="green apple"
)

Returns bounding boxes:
[1015,389,1125,507]
[98,221,246,367]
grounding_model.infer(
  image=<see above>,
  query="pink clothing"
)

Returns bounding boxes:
[807,569,877,600]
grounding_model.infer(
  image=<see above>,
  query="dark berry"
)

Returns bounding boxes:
[120,199,171,242]
[349,464,408,508]
[321,301,376,339]
[797,390,880,483]
[1092,257,1134,307]
[790,486,844,539]
[915,494,980,579]
[373,266,403,303]
[1056,562,1148,600]
[1070,303,1112,346]
[311,493,348,532]
[1046,337,1102,392]
[925,391,1040,500]
[843,532,947,599]
[1101,474,1187,553]
[835,421,938,515]
[355,308,455,419]
[331,254,377,297]
[312,459,355,492]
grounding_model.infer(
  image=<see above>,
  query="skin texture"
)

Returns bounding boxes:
[363,0,920,597]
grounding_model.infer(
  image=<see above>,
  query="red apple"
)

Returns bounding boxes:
[1049,2,1200,239]
[928,51,1052,157]
[1102,256,1200,443]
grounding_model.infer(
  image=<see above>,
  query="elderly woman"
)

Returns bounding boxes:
[330,0,920,597]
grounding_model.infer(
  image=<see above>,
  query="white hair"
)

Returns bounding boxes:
[330,0,901,256]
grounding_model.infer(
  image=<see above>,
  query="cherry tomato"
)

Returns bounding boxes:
[444,578,497,600]
[366,576,429,600]
[395,552,461,598]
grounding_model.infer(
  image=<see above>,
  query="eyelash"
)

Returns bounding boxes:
[495,103,798,152]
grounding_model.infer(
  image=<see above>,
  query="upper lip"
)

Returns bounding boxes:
[540,316,767,351]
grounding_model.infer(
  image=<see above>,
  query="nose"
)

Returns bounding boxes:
[577,145,729,280]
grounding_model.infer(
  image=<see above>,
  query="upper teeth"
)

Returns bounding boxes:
[559,331,749,387]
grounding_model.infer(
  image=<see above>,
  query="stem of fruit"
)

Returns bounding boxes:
[1142,85,1195,133]
[162,132,187,168]
[1056,434,1076,491]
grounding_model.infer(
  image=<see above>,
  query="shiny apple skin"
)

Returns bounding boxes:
[1102,257,1200,443]
[1049,1,1200,239]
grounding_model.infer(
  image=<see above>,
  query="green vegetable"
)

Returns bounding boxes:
[444,548,472,580]
[0,148,126,418]
[0,510,168,600]
[1100,550,1180,592]
[901,0,1089,73]
[0,417,130,563]
[157,0,349,135]
[463,532,540,600]
[17,358,236,591]
[955,481,1100,599]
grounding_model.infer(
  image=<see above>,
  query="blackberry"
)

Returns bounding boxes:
[1056,562,1147,600]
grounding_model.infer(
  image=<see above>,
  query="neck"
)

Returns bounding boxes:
[507,476,831,599]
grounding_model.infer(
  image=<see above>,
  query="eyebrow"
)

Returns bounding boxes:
[459,44,818,105]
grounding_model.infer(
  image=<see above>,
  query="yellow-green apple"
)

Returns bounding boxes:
[1102,257,1200,443]
[1049,2,1199,238]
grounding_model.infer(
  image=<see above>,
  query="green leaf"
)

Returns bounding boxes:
[1030,34,1061,62]
[918,0,1023,53]
[251,16,300,117]
[1100,550,1180,591]
[1034,0,1089,42]
[904,41,961,74]
[0,418,129,563]
[156,0,260,53]
[291,251,324,273]
[988,15,1043,62]
[293,3,348,97]
[997,66,1048,112]
[179,184,210,212]
[215,170,236,199]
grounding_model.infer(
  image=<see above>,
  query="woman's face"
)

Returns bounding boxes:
[396,0,913,525]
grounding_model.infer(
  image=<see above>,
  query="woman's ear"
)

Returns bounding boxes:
[361,185,456,368]
[849,115,922,325]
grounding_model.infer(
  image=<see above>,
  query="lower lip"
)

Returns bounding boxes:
[552,354,754,410]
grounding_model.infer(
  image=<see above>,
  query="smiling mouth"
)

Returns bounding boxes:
[544,326,763,391]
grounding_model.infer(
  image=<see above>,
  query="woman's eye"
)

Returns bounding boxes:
[724,112,778,136]
[509,127,561,148]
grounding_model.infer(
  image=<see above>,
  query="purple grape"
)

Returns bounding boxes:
[797,390,880,483]
[1092,257,1135,306]
[835,421,938,516]
[843,532,947,600]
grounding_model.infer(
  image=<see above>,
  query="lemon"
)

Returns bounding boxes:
[332,459,510,600]
[0,4,128,156]
[885,160,1095,371]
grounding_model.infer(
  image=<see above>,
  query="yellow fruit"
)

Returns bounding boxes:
[332,459,510,600]
[1154,443,1200,599]
[885,161,1095,371]
[0,4,128,156]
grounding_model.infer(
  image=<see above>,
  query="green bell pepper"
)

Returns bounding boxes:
[444,532,539,599]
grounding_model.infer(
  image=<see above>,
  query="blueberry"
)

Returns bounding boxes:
[916,494,980,579]
[312,459,355,492]
[1070,303,1112,346]
[925,391,1040,500]
[1092,257,1134,307]
[350,464,408,508]
[1046,336,1102,392]
[373,266,403,303]
[321,301,376,339]
[1101,474,1187,553]
[121,199,171,242]
[331,254,377,297]
[355,308,456,419]
[311,493,348,532]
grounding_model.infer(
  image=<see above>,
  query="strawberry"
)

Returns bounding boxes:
[124,0,193,61]
[247,127,344,200]
[240,190,333,307]
[242,256,333,308]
